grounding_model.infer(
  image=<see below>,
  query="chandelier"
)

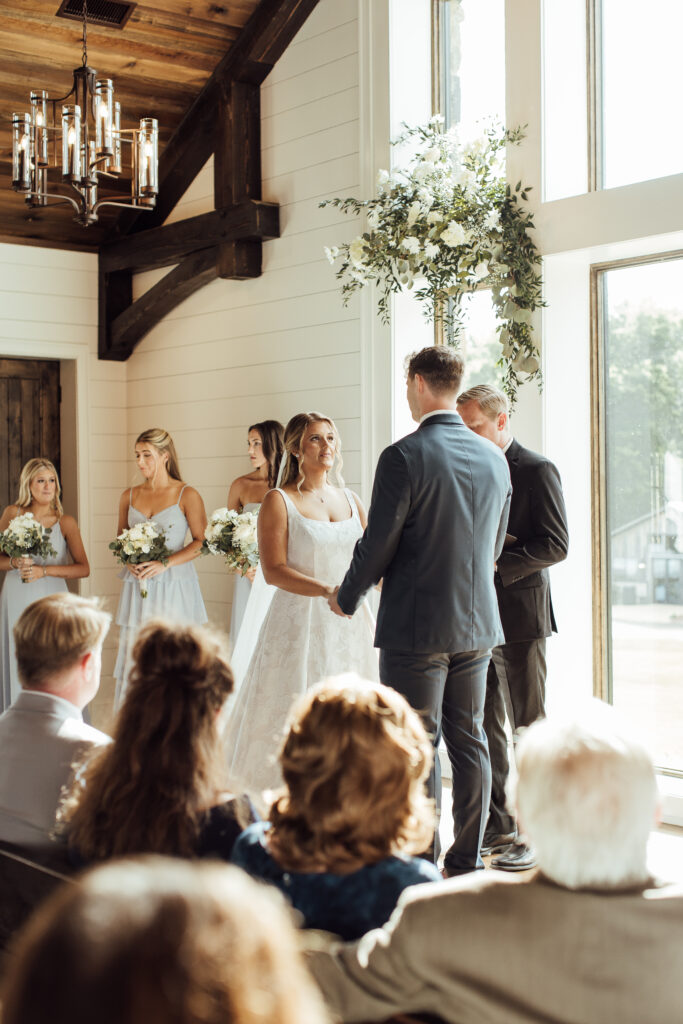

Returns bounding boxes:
[11,0,159,226]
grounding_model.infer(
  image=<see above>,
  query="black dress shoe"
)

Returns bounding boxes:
[490,840,537,872]
[480,832,517,857]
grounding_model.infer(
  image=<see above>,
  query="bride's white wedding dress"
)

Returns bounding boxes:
[222,487,379,794]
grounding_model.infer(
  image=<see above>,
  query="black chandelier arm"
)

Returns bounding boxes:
[24,190,83,214]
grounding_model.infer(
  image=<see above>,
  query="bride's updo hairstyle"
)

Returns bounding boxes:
[60,621,234,861]
[248,419,284,488]
[1,857,327,1024]
[268,674,435,873]
[16,458,64,516]
[278,412,344,492]
[136,428,182,482]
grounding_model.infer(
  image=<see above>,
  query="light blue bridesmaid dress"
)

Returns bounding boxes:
[0,520,70,711]
[113,486,207,708]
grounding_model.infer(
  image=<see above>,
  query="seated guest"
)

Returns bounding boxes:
[232,675,441,939]
[307,700,683,1024]
[1,856,328,1024]
[0,593,110,847]
[60,620,257,862]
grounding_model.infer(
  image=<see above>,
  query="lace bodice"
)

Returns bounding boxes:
[277,488,362,582]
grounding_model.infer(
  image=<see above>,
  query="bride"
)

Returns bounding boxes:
[222,412,379,795]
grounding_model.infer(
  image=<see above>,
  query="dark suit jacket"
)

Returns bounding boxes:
[495,439,568,643]
[337,412,512,653]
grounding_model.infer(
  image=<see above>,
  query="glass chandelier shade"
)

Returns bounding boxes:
[11,11,159,227]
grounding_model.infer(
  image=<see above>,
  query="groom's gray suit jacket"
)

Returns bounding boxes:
[337,412,512,653]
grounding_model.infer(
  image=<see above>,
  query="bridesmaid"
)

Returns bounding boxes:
[113,428,208,708]
[0,458,89,711]
[227,420,283,648]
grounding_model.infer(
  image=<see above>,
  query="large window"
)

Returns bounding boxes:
[598,257,683,774]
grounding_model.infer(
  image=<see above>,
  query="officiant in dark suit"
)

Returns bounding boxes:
[457,384,569,870]
[329,348,511,876]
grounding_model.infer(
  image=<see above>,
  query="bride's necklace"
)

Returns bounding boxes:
[301,485,327,504]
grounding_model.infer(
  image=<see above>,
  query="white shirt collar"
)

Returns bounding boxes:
[15,689,83,720]
[419,408,458,424]
[502,436,514,453]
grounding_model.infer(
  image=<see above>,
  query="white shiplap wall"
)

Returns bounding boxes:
[0,242,127,729]
[127,0,363,635]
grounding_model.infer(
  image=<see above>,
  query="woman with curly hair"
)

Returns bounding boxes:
[1,857,327,1024]
[231,674,440,939]
[60,621,256,863]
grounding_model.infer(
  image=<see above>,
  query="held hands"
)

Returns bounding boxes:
[328,585,351,618]
[245,566,257,583]
[20,559,46,583]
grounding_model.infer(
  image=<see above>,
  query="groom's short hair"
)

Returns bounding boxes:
[406,347,464,394]
[14,593,110,690]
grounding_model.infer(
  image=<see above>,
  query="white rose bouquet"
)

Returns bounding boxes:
[202,507,259,576]
[109,521,171,598]
[0,513,57,584]
[322,118,543,402]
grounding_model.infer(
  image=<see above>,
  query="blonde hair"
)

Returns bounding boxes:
[60,621,234,860]
[268,674,435,873]
[278,412,344,492]
[135,428,182,482]
[1,857,328,1024]
[14,593,111,690]
[16,458,63,516]
[456,383,508,418]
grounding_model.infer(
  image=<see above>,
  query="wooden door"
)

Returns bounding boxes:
[0,359,60,510]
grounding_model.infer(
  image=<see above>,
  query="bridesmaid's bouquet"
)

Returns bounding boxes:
[202,507,259,576]
[0,513,57,583]
[109,521,171,599]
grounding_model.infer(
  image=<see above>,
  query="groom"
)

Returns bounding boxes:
[329,347,511,874]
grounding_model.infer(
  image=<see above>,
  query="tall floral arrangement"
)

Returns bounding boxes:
[321,118,543,401]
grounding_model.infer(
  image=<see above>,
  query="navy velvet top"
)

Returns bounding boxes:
[231,821,441,940]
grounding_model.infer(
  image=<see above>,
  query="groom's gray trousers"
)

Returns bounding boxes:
[380,647,492,875]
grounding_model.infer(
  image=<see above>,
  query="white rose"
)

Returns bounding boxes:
[348,236,367,268]
[441,221,471,248]
[513,351,540,373]
[424,241,440,259]
[324,246,339,265]
[427,211,443,226]
[512,306,533,324]
[412,164,432,183]
[472,261,490,281]
[484,210,500,230]
[233,522,257,546]
[402,236,420,255]
[422,147,440,164]
[376,169,391,189]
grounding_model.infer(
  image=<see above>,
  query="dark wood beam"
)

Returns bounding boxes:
[112,0,321,239]
[99,248,219,361]
[215,79,263,279]
[100,201,279,273]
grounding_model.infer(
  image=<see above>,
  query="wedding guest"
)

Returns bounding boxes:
[307,702,683,1024]
[113,428,207,708]
[0,458,90,711]
[60,621,256,863]
[227,419,284,646]
[0,593,110,848]
[231,675,440,939]
[2,857,328,1024]
[222,413,379,795]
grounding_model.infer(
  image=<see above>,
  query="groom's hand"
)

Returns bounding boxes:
[328,586,350,618]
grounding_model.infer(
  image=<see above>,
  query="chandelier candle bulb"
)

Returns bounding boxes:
[110,101,122,174]
[135,118,158,205]
[30,90,48,167]
[62,105,82,182]
[11,114,31,191]
[95,78,114,158]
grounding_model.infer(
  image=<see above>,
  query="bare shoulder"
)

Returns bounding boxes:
[58,514,79,532]
[0,505,22,529]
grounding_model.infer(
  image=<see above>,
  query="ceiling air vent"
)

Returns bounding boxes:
[56,0,137,29]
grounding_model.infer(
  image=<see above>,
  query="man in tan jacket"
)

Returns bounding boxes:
[307,702,683,1024]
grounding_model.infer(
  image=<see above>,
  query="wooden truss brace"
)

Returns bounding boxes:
[98,0,321,361]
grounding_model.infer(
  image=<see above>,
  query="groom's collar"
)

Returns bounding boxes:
[419,408,460,424]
